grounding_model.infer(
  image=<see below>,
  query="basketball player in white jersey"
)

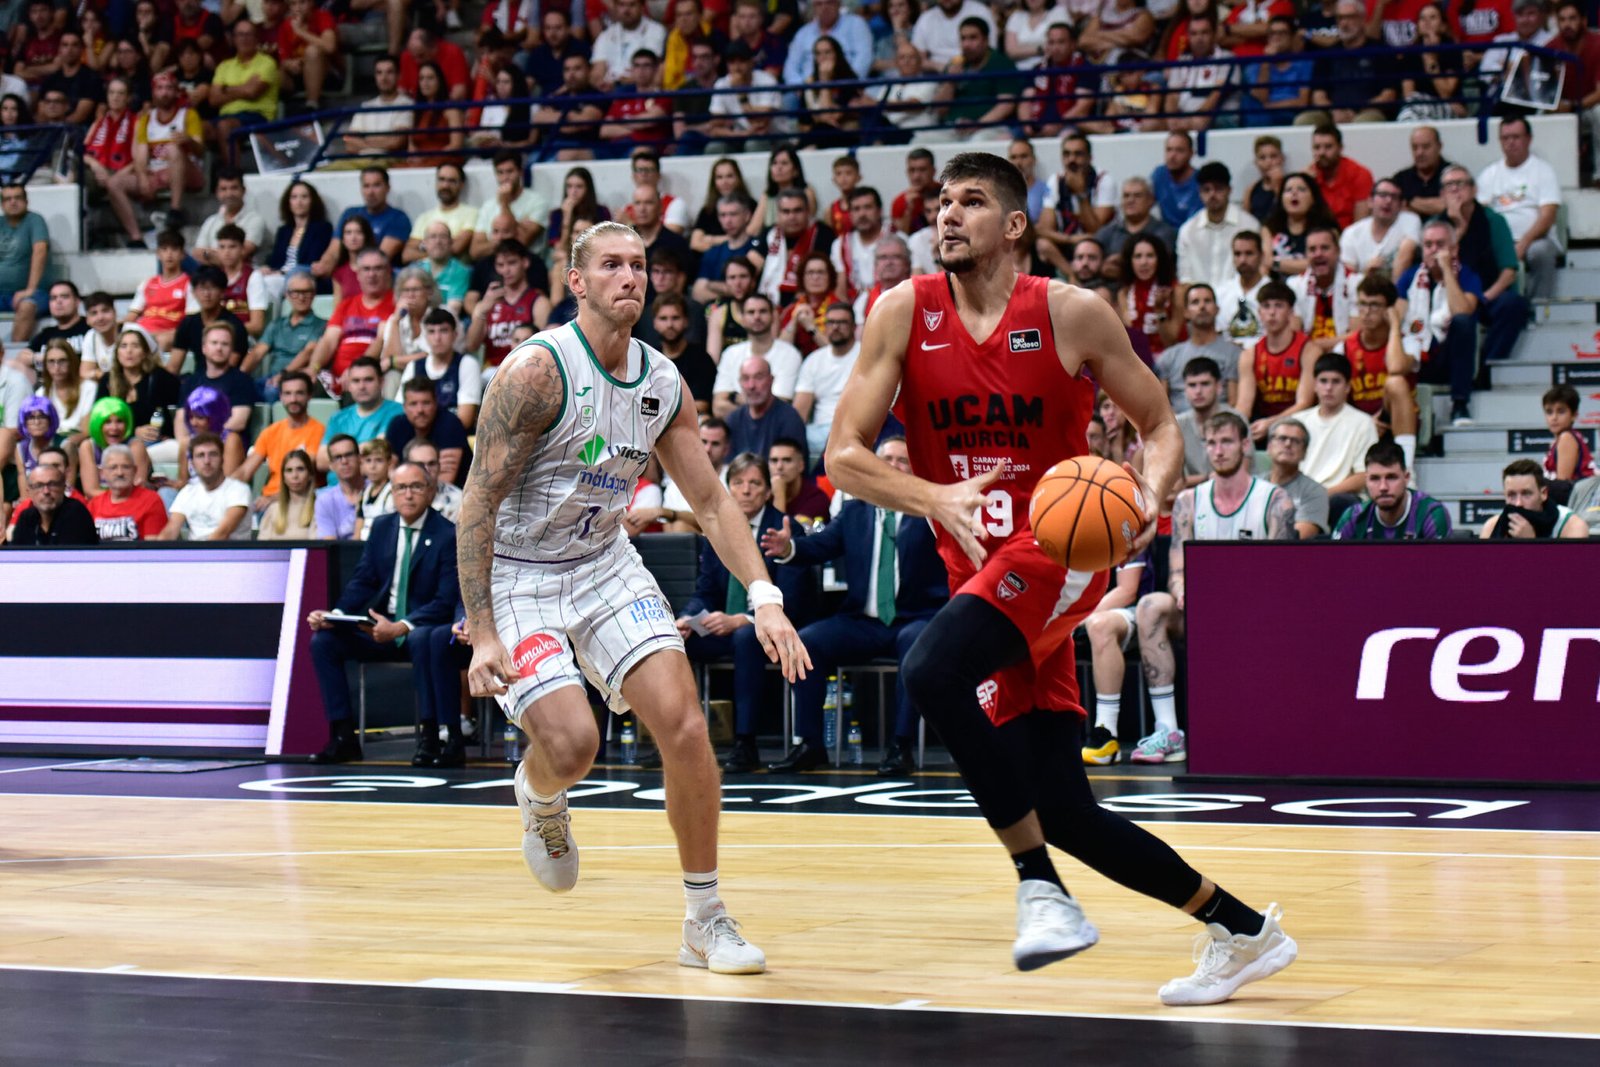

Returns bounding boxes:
[456,221,813,975]
[1128,410,1295,764]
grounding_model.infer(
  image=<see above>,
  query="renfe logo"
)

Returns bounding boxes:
[1356,627,1600,703]
[513,633,563,677]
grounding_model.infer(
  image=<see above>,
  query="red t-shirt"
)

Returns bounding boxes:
[87,486,169,541]
[604,93,672,145]
[278,10,337,63]
[483,286,543,367]
[1453,0,1512,45]
[400,41,470,96]
[329,291,398,377]
[136,273,193,335]
[1223,0,1294,58]
[1313,156,1374,230]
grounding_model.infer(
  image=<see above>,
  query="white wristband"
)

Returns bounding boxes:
[747,579,784,610]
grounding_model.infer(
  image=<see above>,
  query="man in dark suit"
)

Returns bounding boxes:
[306,461,461,765]
[676,453,816,774]
[761,437,948,775]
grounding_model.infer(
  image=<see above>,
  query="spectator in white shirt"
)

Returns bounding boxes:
[1476,115,1563,299]
[793,303,860,459]
[1176,162,1259,289]
[708,43,782,152]
[1339,177,1420,288]
[589,0,668,90]
[158,432,252,540]
[713,294,802,415]
[911,0,997,69]
[1290,352,1379,504]
[1163,12,1237,132]
[329,55,413,161]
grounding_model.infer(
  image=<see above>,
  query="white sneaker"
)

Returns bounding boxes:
[680,910,766,974]
[1012,880,1099,971]
[514,762,578,893]
[1158,903,1298,1006]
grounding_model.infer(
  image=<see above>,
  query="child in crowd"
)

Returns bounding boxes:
[1542,384,1595,506]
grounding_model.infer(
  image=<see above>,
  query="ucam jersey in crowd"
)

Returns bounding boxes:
[893,273,1097,573]
[492,322,684,565]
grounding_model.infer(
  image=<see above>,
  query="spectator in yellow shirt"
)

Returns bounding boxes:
[213,19,281,166]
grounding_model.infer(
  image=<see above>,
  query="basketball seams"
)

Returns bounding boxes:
[1030,456,1142,570]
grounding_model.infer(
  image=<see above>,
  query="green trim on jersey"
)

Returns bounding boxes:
[572,322,649,389]
[1208,477,1256,519]
[531,338,569,431]
[666,371,686,426]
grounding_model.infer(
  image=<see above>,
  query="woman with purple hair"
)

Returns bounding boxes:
[13,396,63,486]
[173,385,244,489]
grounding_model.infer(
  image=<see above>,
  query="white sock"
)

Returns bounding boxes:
[1149,685,1179,734]
[1094,694,1120,733]
[1396,434,1416,472]
[684,869,722,921]
[527,783,564,811]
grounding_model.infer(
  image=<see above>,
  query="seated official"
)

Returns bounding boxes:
[675,453,814,774]
[305,461,462,765]
[761,436,947,775]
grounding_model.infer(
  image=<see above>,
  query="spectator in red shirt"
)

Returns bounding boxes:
[171,0,225,69]
[86,444,169,541]
[599,49,673,155]
[309,248,398,391]
[82,79,139,196]
[278,0,340,112]
[1309,122,1373,228]
[401,26,470,102]
[1222,0,1294,57]
[12,0,61,90]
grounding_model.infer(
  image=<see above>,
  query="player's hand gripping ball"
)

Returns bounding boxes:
[1029,455,1145,571]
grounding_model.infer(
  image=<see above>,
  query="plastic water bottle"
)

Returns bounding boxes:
[846,720,864,766]
[620,719,637,765]
[503,719,521,763]
[823,677,839,750]
[842,679,855,711]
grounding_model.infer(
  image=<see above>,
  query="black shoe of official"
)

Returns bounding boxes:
[432,737,466,768]
[721,737,759,774]
[310,731,363,764]
[767,741,829,773]
[412,728,442,768]
[637,748,662,770]
[877,738,916,776]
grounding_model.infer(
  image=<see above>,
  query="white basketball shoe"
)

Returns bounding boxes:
[514,762,578,893]
[680,910,767,975]
[1013,880,1099,971]
[1158,903,1298,1006]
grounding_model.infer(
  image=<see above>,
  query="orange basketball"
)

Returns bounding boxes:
[1029,456,1146,572]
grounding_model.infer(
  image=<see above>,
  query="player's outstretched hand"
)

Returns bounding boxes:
[468,635,519,697]
[1122,462,1160,553]
[753,603,813,683]
[930,459,1007,568]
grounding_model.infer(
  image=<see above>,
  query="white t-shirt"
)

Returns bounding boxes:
[708,72,782,129]
[794,343,860,428]
[475,187,551,235]
[1476,154,1563,248]
[195,207,269,255]
[662,463,728,516]
[1291,404,1380,490]
[45,380,98,434]
[590,17,668,80]
[908,228,938,275]
[1005,7,1072,70]
[1339,211,1421,280]
[231,269,270,314]
[400,352,485,408]
[348,93,416,137]
[830,231,882,297]
[1165,47,1236,113]
[911,2,997,66]
[714,340,803,400]
[171,477,253,540]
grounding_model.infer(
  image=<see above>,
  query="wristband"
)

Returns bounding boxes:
[747,579,784,610]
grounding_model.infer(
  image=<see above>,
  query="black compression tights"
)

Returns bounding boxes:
[902,594,1203,911]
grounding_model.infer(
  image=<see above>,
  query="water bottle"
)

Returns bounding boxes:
[846,720,864,766]
[823,674,838,712]
[842,679,855,711]
[503,719,522,763]
[823,677,839,750]
[620,718,637,765]
[150,407,165,435]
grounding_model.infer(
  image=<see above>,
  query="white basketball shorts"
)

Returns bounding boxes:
[490,535,684,721]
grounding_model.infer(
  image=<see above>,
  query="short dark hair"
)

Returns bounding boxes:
[212,165,244,191]
[1312,122,1343,145]
[848,185,883,209]
[492,150,524,172]
[1188,10,1218,30]
[1365,440,1406,470]
[1182,356,1222,381]
[216,223,246,245]
[190,431,224,455]
[278,370,312,393]
[402,375,438,398]
[1186,282,1216,303]
[958,15,989,35]
[493,238,530,260]
[348,355,383,377]
[1204,411,1249,440]
[85,290,114,312]
[423,307,458,330]
[1357,274,1398,304]
[193,266,227,289]
[1501,115,1533,140]
[49,279,79,298]
[701,415,730,438]
[726,451,770,486]
[156,229,186,250]
[1258,280,1296,307]
[1313,353,1352,380]
[1232,230,1263,250]
[1504,457,1547,487]
[327,433,359,455]
[1196,162,1231,187]
[652,292,688,317]
[360,164,391,185]
[768,436,805,457]
[1543,384,1581,412]
[939,151,1028,219]
[907,148,935,166]
[1306,225,1341,247]
[722,255,755,279]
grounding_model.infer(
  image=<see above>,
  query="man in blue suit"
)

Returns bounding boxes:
[306,461,461,765]
[761,437,948,775]
[676,453,816,774]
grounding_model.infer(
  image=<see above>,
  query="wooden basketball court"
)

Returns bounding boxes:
[3,759,1598,1064]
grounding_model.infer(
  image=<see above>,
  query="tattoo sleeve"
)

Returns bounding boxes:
[1169,489,1193,591]
[1267,488,1297,540]
[455,347,564,630]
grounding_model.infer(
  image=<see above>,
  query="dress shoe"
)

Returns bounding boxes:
[310,732,363,764]
[767,741,829,774]
[721,737,759,774]
[412,730,442,768]
[432,738,467,768]
[877,739,916,777]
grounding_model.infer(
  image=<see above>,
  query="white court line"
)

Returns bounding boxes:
[0,760,123,775]
[0,962,1594,1043]
[3,789,1600,836]
[4,842,1600,867]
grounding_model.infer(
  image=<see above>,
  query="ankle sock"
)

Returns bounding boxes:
[1012,845,1064,889]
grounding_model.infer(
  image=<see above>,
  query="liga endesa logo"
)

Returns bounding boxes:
[1356,626,1600,703]
[512,632,563,678]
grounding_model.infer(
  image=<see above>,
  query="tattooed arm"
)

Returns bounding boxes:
[1266,486,1298,540]
[1168,487,1194,611]
[457,345,565,697]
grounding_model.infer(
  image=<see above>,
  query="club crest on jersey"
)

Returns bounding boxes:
[640,396,660,417]
[950,454,970,478]
[997,571,1027,600]
[512,633,563,677]
[578,404,595,429]
[1008,329,1042,353]
[923,308,944,332]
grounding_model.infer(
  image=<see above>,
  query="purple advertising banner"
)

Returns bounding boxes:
[1185,542,1600,784]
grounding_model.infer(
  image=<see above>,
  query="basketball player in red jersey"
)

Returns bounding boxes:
[1235,280,1324,442]
[827,153,1296,1004]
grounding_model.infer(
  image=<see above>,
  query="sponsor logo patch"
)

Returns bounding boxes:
[626,595,672,627]
[578,404,595,429]
[997,571,1027,600]
[578,433,607,466]
[512,632,564,678]
[976,679,999,713]
[1008,329,1042,353]
[640,396,661,417]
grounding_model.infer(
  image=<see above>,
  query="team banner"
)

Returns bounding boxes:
[1185,542,1600,784]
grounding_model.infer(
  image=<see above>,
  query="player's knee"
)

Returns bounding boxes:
[651,706,711,759]
[1084,612,1121,649]
[541,719,599,781]
[1134,594,1170,633]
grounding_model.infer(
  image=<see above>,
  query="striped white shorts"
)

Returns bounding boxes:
[490,536,684,721]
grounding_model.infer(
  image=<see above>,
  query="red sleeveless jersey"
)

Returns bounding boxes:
[895,273,1096,573]
[1341,329,1387,416]
[1252,331,1310,419]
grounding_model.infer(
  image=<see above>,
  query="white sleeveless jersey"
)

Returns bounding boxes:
[492,321,684,564]
[1193,477,1276,540]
